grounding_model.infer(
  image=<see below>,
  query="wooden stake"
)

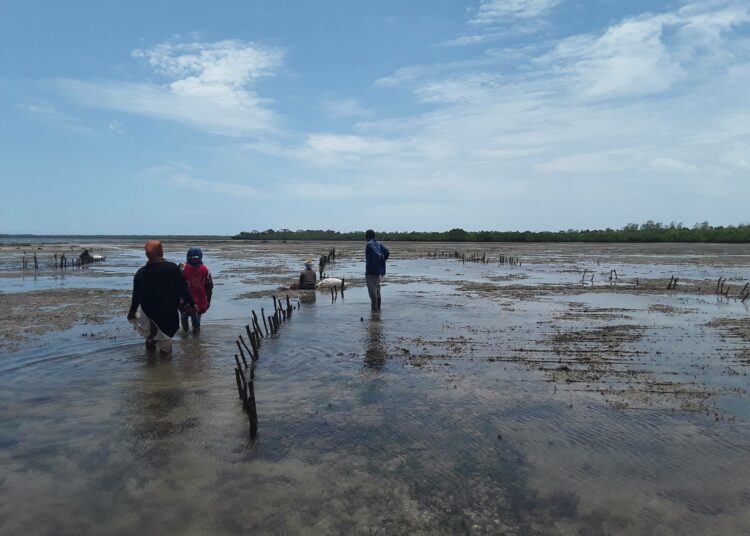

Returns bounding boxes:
[234,368,244,401]
[247,381,258,439]
[237,366,248,395]
[253,317,263,339]
[239,335,253,358]
[236,340,248,367]
[252,310,263,338]
[246,333,258,361]
[261,308,269,336]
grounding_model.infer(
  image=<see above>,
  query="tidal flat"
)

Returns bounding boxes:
[1,240,749,535]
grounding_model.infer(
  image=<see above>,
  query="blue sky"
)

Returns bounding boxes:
[1,0,749,234]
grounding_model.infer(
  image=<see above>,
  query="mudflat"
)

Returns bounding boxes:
[1,240,749,535]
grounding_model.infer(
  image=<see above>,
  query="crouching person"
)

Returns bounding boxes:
[298,258,317,290]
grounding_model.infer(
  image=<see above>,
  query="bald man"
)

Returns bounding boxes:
[127,240,195,353]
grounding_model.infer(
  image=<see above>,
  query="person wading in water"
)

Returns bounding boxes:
[127,240,195,354]
[364,229,389,311]
[180,246,213,332]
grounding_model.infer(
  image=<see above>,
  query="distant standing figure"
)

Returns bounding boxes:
[365,229,390,311]
[181,246,213,331]
[298,258,317,290]
[127,240,195,353]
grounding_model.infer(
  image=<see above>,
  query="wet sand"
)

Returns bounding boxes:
[1,240,750,534]
[0,288,130,353]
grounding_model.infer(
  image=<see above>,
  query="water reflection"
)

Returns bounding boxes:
[363,312,385,369]
[298,290,316,304]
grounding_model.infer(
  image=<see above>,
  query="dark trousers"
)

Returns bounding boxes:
[365,274,381,311]
[180,312,202,330]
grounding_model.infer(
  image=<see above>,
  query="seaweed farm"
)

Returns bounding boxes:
[1,240,750,535]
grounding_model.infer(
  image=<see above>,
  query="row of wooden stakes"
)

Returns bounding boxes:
[581,272,747,298]
[233,294,297,439]
[581,269,619,283]
[21,253,81,269]
[21,252,105,270]
[318,248,336,279]
[716,277,749,302]
[421,250,521,266]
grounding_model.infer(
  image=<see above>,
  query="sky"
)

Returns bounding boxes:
[1,0,749,234]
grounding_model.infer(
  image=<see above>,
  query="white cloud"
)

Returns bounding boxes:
[374,65,432,88]
[40,1,750,229]
[172,173,264,198]
[282,182,361,200]
[650,157,699,173]
[323,98,373,119]
[249,133,398,165]
[440,34,495,48]
[543,2,750,98]
[441,0,556,46]
[417,73,498,103]
[674,1,750,60]
[24,102,93,133]
[546,18,684,98]
[469,0,560,24]
[440,24,541,47]
[306,133,389,155]
[534,151,633,173]
[719,143,750,170]
[132,40,279,86]
[58,40,283,136]
[255,1,750,223]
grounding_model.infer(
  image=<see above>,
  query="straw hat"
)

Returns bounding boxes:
[304,258,314,265]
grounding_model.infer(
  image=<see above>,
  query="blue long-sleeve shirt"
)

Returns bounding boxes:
[365,239,390,275]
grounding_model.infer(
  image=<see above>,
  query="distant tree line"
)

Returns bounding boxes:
[233,222,750,243]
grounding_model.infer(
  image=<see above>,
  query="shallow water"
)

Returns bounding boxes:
[1,242,750,535]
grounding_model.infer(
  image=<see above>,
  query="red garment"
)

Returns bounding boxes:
[182,263,211,314]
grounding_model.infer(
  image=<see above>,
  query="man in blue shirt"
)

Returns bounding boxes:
[365,229,390,311]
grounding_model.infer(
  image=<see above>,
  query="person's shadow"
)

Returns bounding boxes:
[363,312,386,369]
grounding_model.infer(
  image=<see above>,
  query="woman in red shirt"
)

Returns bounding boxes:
[180,246,213,331]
